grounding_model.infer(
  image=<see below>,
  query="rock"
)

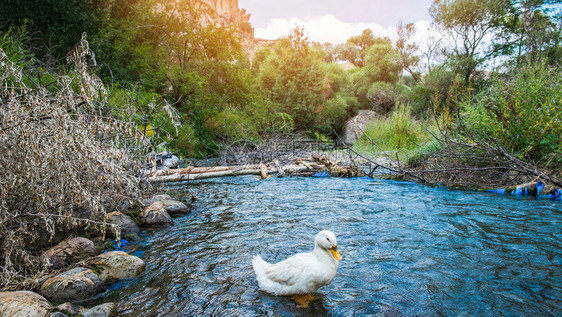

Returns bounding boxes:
[0,291,51,317]
[340,110,378,145]
[86,251,145,283]
[142,194,172,206]
[160,199,190,215]
[156,153,179,169]
[43,237,97,270]
[49,313,67,317]
[163,155,180,169]
[122,232,142,242]
[55,302,87,315]
[105,211,140,235]
[83,303,117,317]
[140,201,174,226]
[40,267,104,303]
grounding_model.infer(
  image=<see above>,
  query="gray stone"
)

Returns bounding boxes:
[0,291,50,317]
[43,237,97,270]
[49,313,67,317]
[40,267,104,303]
[140,201,174,226]
[340,110,378,145]
[83,303,117,317]
[160,199,190,215]
[86,251,145,283]
[162,155,180,169]
[142,194,172,206]
[105,211,140,235]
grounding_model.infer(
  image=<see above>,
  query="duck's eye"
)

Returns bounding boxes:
[326,237,330,241]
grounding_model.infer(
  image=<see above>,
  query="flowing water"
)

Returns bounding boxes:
[103,176,561,316]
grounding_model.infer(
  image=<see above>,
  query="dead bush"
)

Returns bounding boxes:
[0,34,148,289]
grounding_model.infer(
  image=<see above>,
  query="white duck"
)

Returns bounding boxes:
[252,230,342,295]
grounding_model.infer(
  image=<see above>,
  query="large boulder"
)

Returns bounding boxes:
[0,291,51,317]
[86,251,145,283]
[340,110,378,145]
[105,211,140,235]
[40,267,104,303]
[83,303,117,317]
[43,237,97,270]
[140,201,174,226]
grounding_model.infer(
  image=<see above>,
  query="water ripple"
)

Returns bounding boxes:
[102,176,561,316]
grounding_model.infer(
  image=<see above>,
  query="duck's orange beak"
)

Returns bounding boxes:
[330,245,342,261]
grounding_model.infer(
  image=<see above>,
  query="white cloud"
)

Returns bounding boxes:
[254,14,438,47]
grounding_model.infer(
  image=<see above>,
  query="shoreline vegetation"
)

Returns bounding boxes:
[1,0,561,314]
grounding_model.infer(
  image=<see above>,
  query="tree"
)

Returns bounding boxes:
[256,27,326,130]
[430,0,510,84]
[334,29,388,67]
[350,37,403,109]
[395,22,422,83]
[0,0,107,59]
[502,0,562,65]
[94,0,267,156]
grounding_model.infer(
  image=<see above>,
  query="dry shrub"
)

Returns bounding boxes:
[0,34,146,289]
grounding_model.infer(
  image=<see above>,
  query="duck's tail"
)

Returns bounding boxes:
[252,255,271,290]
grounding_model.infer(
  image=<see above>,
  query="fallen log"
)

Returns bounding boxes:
[151,165,233,177]
[147,164,313,183]
[146,155,366,183]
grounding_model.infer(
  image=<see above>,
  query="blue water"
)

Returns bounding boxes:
[106,176,562,316]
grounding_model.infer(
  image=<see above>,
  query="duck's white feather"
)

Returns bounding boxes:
[252,230,341,295]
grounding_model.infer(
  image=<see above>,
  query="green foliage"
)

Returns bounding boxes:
[350,37,403,109]
[0,26,31,65]
[166,123,199,158]
[462,63,562,165]
[256,28,327,131]
[334,29,384,67]
[90,0,271,156]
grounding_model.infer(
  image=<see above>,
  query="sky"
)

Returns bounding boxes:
[238,0,436,44]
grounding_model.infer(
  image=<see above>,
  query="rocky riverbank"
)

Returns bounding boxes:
[0,194,190,317]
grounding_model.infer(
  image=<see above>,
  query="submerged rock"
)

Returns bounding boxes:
[105,211,140,235]
[0,291,51,317]
[141,201,174,226]
[40,267,104,303]
[82,302,117,317]
[86,251,145,283]
[55,302,87,315]
[43,237,97,270]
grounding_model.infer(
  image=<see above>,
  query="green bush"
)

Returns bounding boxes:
[462,63,562,166]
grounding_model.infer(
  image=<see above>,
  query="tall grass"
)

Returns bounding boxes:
[354,104,433,158]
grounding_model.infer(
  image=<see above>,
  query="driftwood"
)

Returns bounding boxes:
[148,164,309,183]
[147,157,365,183]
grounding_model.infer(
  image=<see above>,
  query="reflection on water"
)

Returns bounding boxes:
[101,176,562,316]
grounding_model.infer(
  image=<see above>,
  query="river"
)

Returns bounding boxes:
[101,176,562,316]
